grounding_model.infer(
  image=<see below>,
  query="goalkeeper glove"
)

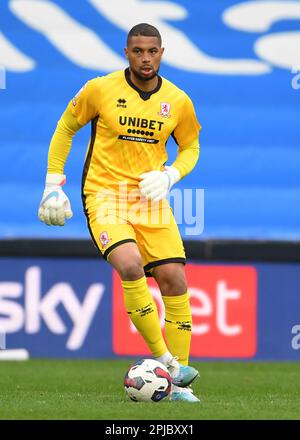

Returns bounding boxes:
[139,166,180,202]
[38,173,73,226]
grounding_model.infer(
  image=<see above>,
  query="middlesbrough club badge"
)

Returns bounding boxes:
[100,231,111,248]
[159,102,171,117]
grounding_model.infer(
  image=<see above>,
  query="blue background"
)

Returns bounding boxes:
[1,0,299,240]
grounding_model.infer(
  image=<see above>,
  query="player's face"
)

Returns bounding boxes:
[125,36,164,81]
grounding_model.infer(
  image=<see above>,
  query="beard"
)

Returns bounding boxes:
[130,66,159,82]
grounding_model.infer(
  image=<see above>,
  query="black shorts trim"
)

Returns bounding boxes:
[144,257,186,277]
[103,239,136,260]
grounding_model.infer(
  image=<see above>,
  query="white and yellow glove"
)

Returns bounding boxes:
[139,166,181,202]
[38,173,73,226]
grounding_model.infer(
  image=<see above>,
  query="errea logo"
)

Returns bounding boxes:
[117,98,127,108]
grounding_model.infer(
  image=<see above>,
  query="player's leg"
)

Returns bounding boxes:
[135,206,193,367]
[134,208,199,394]
[84,192,184,364]
[152,262,199,402]
[85,201,170,359]
[107,242,168,358]
[152,262,198,384]
[152,262,192,366]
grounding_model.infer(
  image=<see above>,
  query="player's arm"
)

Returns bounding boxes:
[170,139,199,179]
[38,80,99,226]
[47,104,82,176]
[139,94,201,202]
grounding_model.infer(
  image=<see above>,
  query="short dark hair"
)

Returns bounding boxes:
[127,23,162,46]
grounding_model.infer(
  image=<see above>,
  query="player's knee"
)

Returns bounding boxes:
[154,266,187,296]
[117,258,145,281]
[108,242,144,280]
[160,278,187,296]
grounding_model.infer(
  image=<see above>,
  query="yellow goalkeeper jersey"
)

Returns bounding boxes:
[70,69,200,195]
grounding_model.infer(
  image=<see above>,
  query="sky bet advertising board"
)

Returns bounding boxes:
[1,258,300,361]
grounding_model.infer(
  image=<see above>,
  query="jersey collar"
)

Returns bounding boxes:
[124,68,162,101]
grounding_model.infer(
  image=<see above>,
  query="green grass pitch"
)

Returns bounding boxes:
[0,359,299,420]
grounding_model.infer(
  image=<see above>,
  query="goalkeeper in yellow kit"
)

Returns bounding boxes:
[38,23,201,402]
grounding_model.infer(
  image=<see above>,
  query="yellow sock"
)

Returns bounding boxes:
[162,292,192,366]
[122,276,167,357]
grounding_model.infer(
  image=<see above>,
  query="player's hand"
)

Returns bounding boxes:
[139,166,180,202]
[38,173,73,226]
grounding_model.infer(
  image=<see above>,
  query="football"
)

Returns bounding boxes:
[124,358,172,402]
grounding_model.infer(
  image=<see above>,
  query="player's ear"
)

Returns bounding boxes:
[124,48,129,59]
[160,47,165,56]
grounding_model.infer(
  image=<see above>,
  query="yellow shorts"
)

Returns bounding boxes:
[84,190,186,276]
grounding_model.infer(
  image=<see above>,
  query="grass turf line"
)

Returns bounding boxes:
[0,360,299,420]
